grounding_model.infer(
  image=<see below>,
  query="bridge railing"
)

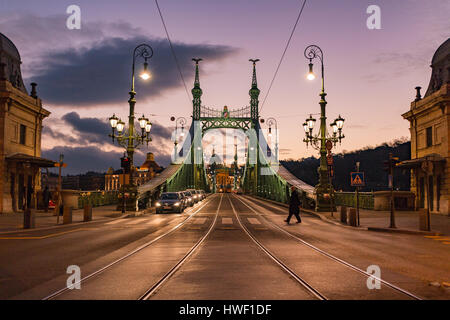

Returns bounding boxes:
[77,191,119,209]
[200,105,251,118]
[334,191,374,210]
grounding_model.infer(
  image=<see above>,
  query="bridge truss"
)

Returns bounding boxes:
[138,59,315,208]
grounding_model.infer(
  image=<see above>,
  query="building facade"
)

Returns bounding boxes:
[401,38,450,214]
[105,152,162,191]
[0,33,53,213]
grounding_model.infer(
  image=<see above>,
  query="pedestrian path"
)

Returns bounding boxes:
[318,207,450,235]
[221,217,233,225]
[247,218,261,225]
[193,218,207,225]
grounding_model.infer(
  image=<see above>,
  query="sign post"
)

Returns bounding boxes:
[350,168,365,226]
[54,154,67,224]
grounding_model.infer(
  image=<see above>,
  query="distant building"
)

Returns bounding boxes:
[401,38,450,214]
[105,152,162,191]
[0,33,54,213]
[62,175,80,190]
[61,172,105,191]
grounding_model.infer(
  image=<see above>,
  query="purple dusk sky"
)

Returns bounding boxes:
[0,0,448,173]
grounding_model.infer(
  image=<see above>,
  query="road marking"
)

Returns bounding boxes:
[432,238,450,241]
[247,218,261,225]
[222,217,233,225]
[146,218,164,225]
[0,228,93,240]
[105,219,125,225]
[424,236,442,238]
[193,218,207,224]
[442,242,450,245]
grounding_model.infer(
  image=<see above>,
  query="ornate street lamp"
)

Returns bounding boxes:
[108,44,154,211]
[302,44,346,211]
[170,116,187,161]
[266,117,278,164]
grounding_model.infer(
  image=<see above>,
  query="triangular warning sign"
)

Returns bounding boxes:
[353,174,362,185]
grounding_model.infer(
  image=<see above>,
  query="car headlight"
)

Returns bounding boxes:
[156,202,161,207]
[193,195,197,198]
[174,202,180,206]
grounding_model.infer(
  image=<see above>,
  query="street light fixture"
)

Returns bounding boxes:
[171,116,187,161]
[302,44,346,211]
[307,62,315,80]
[107,43,154,211]
[266,117,278,164]
[140,61,151,80]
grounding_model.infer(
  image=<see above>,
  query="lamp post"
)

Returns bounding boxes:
[302,45,345,211]
[108,44,153,211]
[170,116,187,162]
[266,117,278,164]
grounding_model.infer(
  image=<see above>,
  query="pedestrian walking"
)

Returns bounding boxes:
[285,186,302,224]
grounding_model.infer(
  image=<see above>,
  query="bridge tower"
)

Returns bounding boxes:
[190,58,207,190]
[249,59,260,122]
[248,59,261,195]
[192,58,202,120]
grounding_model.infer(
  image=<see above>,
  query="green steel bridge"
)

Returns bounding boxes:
[138,59,315,207]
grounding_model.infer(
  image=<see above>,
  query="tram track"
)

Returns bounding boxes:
[234,194,423,300]
[42,194,218,300]
[228,196,327,300]
[139,194,223,300]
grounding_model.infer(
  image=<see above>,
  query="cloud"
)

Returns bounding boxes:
[42,146,130,175]
[25,36,237,107]
[42,145,172,175]
[0,14,238,106]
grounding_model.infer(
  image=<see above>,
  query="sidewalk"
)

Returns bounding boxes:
[318,208,450,235]
[0,205,124,233]
[252,195,450,236]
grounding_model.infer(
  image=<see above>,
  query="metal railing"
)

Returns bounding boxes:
[77,191,119,209]
[334,191,374,210]
[200,105,251,118]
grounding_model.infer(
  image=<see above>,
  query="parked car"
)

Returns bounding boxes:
[187,189,200,203]
[177,191,189,210]
[155,192,184,213]
[182,191,194,207]
[48,199,56,209]
[199,190,206,200]
[194,190,204,201]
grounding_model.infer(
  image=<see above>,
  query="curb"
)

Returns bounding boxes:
[0,214,124,235]
[123,210,147,218]
[366,227,442,236]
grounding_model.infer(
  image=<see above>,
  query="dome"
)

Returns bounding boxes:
[0,33,21,61]
[431,38,450,66]
[0,33,27,94]
[425,37,450,97]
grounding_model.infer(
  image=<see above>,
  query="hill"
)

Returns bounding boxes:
[281,139,411,192]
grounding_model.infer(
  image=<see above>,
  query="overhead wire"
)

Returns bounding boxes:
[259,0,308,114]
[154,0,192,103]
